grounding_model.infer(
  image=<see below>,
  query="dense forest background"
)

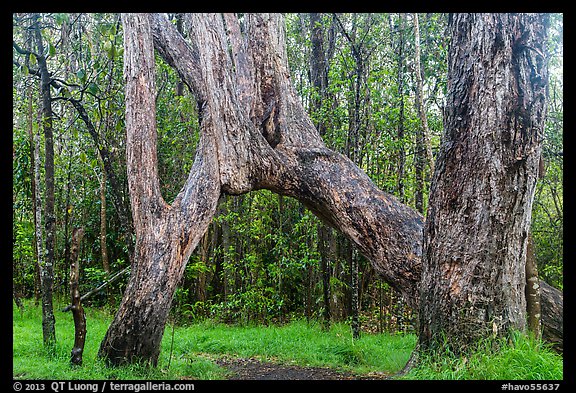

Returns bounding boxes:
[12,13,563,335]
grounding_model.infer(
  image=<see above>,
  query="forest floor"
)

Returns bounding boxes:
[212,355,391,380]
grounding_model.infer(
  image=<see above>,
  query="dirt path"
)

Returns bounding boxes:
[213,356,391,380]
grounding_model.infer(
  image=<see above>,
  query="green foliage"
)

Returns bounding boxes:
[530,23,563,289]
[208,287,284,326]
[13,220,37,297]
[13,12,131,306]
[155,55,200,203]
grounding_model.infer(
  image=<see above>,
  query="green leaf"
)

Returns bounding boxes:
[49,42,56,57]
[104,40,116,59]
[77,69,86,82]
[54,13,70,26]
[87,82,99,95]
[79,151,87,163]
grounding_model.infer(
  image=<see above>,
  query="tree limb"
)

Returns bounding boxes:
[62,267,130,312]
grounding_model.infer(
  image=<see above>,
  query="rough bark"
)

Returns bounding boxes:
[418,13,549,352]
[539,280,562,352]
[100,13,561,365]
[69,227,86,366]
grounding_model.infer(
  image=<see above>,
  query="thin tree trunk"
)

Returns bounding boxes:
[99,38,118,298]
[32,94,44,311]
[69,227,86,366]
[306,260,313,323]
[310,12,333,330]
[98,155,113,307]
[197,230,210,303]
[418,13,549,353]
[318,224,332,330]
[26,86,42,305]
[350,247,360,339]
[525,233,541,339]
[412,13,435,177]
[309,12,327,137]
[221,197,231,302]
[211,202,224,300]
[395,13,407,203]
[62,150,73,287]
[332,240,343,320]
[33,13,57,349]
[525,151,547,339]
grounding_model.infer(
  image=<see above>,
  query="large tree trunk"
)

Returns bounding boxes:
[418,13,549,352]
[100,13,560,366]
[98,14,221,366]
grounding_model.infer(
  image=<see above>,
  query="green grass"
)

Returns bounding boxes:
[402,332,563,380]
[13,301,415,379]
[171,318,416,374]
[13,301,563,380]
[12,301,224,380]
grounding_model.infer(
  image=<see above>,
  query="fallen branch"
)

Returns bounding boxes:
[62,266,130,312]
